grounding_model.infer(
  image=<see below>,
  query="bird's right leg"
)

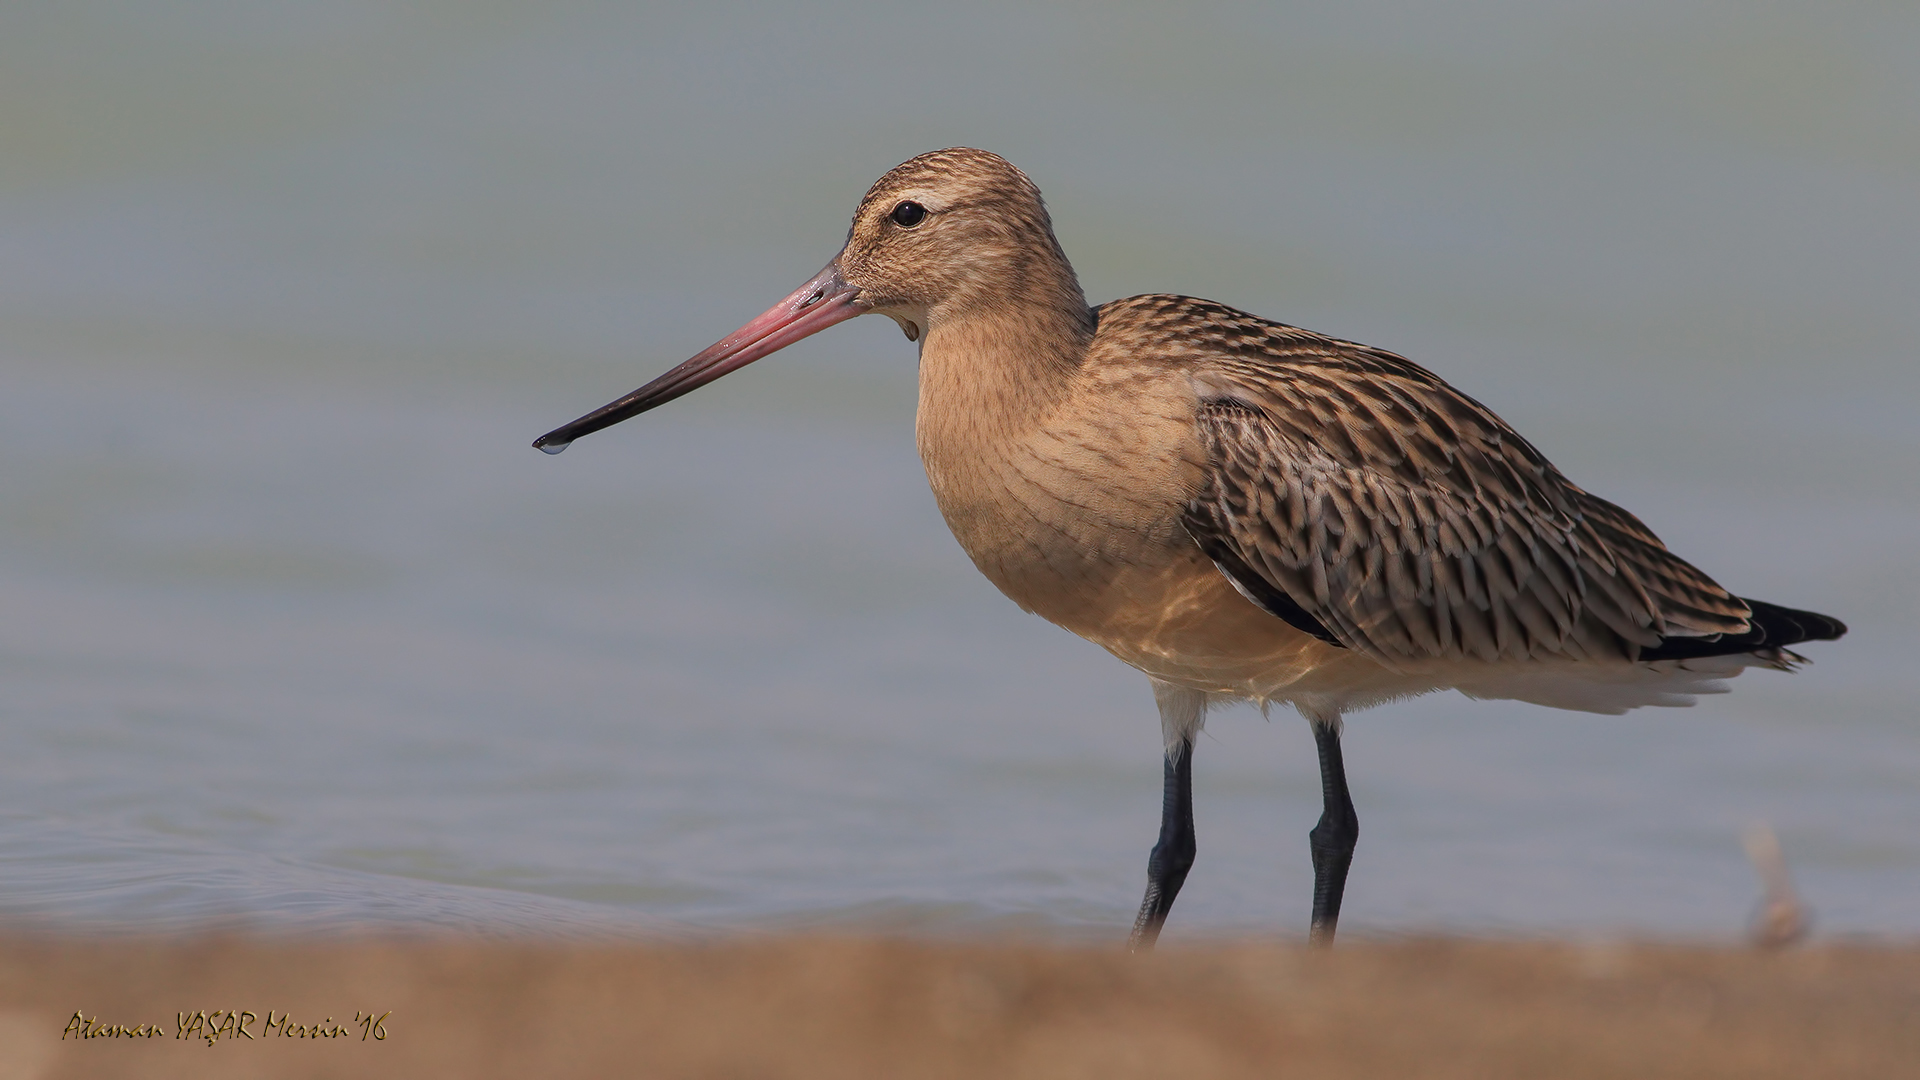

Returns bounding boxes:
[1129,681,1206,952]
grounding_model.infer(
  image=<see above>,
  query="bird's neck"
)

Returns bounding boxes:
[912,281,1097,572]
[917,268,1094,430]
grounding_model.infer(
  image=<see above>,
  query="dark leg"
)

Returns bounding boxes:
[1127,736,1196,952]
[1307,719,1358,947]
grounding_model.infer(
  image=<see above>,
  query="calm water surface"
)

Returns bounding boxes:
[1,2,1916,941]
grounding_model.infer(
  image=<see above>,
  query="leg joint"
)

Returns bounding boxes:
[1309,808,1358,855]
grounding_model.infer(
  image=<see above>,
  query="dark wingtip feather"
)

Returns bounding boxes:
[1639,597,1846,662]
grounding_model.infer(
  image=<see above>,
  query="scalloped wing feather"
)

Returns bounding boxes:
[1092,295,1754,668]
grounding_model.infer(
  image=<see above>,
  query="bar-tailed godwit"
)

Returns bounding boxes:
[535,149,1846,947]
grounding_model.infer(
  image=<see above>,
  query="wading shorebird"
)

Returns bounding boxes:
[534,149,1845,948]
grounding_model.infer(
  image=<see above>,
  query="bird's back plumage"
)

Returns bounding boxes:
[1086,293,1843,679]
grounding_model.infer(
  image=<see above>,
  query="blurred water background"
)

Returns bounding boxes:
[1,1,1915,941]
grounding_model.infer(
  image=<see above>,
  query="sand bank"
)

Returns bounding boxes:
[6,934,1915,1079]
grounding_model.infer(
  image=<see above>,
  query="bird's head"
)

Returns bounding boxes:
[532,148,1077,454]
[838,147,1076,341]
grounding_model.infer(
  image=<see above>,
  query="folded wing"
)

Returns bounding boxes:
[1161,299,1760,665]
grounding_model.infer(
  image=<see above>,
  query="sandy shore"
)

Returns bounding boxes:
[5,933,1915,1079]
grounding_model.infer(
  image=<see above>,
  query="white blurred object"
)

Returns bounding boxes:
[1742,823,1810,948]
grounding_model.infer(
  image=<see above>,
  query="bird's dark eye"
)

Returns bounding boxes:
[890,200,927,228]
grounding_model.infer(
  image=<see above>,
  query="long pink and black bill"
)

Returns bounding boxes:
[533,262,864,453]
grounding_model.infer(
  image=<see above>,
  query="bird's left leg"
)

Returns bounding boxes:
[1129,680,1206,952]
[1306,715,1358,947]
